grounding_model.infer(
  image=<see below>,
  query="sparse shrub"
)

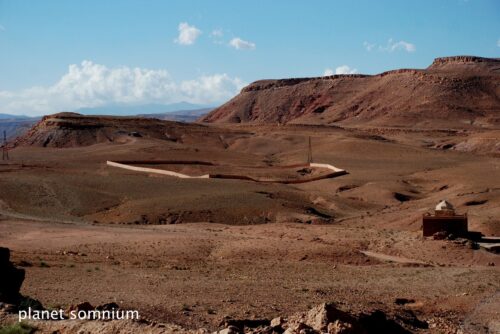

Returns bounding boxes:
[17,296,44,312]
[0,322,36,334]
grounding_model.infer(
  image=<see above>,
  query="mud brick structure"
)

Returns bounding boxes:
[422,200,468,237]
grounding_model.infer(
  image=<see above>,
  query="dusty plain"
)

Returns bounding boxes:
[0,119,499,333]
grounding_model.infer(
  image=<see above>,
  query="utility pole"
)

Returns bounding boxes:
[307,136,313,163]
[2,130,9,161]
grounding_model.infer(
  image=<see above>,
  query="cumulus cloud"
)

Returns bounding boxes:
[229,37,256,50]
[364,38,416,53]
[0,60,246,116]
[323,65,358,76]
[323,68,335,76]
[174,22,201,45]
[384,39,416,52]
[334,65,358,75]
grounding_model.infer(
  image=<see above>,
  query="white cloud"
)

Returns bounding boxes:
[229,37,256,50]
[0,24,5,31]
[335,65,358,74]
[180,74,245,103]
[323,68,335,76]
[323,65,358,76]
[0,60,246,116]
[364,38,416,53]
[174,22,201,45]
[497,39,500,47]
[363,41,375,51]
[385,39,416,52]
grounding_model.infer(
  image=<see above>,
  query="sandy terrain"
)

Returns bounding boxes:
[0,116,499,333]
[1,220,499,332]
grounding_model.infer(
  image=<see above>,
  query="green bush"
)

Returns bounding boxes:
[17,296,44,312]
[0,322,36,334]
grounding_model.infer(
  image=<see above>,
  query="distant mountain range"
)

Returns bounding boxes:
[0,113,34,120]
[0,116,40,140]
[138,108,212,122]
[76,102,213,116]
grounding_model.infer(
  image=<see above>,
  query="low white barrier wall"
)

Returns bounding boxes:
[309,162,344,172]
[106,160,346,183]
[106,161,210,179]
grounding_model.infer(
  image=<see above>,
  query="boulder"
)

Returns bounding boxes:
[433,231,448,240]
[215,325,241,334]
[283,322,314,334]
[66,301,95,314]
[271,317,284,328]
[96,302,119,311]
[327,320,356,334]
[303,303,359,332]
[286,303,374,334]
[358,310,410,334]
[0,247,26,304]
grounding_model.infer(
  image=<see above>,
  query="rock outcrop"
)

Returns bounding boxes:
[217,303,420,334]
[0,302,430,334]
[429,55,500,68]
[13,112,231,148]
[285,303,365,333]
[13,113,192,148]
[0,247,25,304]
[200,56,500,129]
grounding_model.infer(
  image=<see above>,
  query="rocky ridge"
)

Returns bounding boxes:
[200,56,500,128]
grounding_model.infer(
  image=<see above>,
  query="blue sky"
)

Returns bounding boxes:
[0,0,499,115]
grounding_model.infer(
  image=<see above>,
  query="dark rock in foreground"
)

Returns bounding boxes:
[0,247,25,304]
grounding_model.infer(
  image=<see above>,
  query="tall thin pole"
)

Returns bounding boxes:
[2,130,8,161]
[307,136,313,163]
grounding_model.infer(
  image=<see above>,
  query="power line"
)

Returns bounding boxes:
[307,136,313,163]
[2,130,9,161]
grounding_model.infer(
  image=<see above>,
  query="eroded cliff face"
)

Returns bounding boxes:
[14,112,208,148]
[429,55,500,67]
[200,56,500,128]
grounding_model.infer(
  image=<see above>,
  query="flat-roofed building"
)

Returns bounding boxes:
[422,200,468,237]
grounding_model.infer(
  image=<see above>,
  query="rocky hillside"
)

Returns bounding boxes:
[200,56,500,128]
[14,112,209,148]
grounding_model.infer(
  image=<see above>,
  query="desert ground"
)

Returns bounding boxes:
[0,115,499,333]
